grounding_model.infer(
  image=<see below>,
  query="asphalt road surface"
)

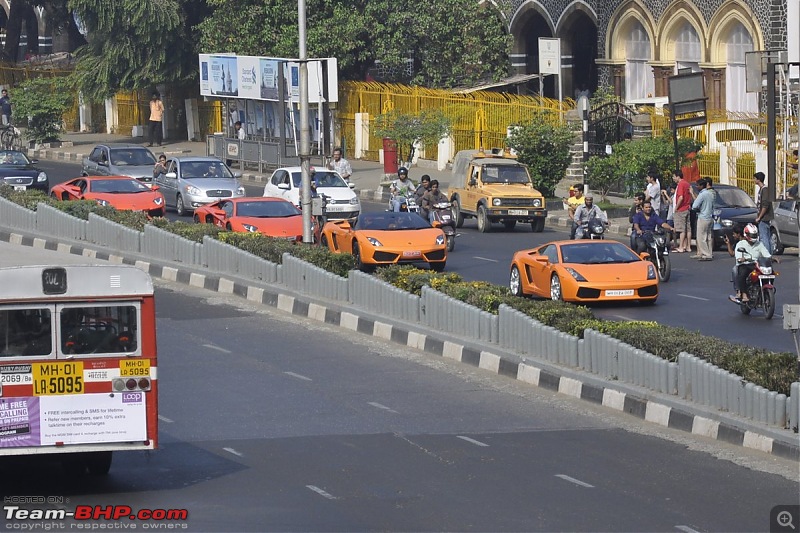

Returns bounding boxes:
[40,162,800,353]
[1,259,797,532]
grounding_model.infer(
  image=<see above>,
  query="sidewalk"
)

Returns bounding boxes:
[28,131,632,236]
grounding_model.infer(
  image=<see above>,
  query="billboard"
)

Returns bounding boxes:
[199,54,338,103]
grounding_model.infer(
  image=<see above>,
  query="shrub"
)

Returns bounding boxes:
[153,219,223,242]
[0,186,53,209]
[506,120,575,197]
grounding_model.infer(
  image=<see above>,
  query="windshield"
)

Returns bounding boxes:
[236,200,301,218]
[181,161,234,179]
[482,165,530,184]
[561,242,642,264]
[0,150,30,166]
[355,212,433,231]
[89,179,151,193]
[715,188,756,208]
[290,171,347,188]
[109,149,157,166]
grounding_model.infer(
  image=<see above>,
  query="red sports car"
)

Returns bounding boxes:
[50,176,165,217]
[193,197,306,240]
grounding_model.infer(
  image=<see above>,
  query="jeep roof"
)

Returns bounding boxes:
[451,149,527,189]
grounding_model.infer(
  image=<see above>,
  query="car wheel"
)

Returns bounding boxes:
[430,261,446,272]
[531,219,545,233]
[550,274,563,301]
[176,194,186,216]
[353,241,374,273]
[503,220,517,231]
[477,205,492,233]
[452,198,464,228]
[770,228,784,255]
[509,265,524,296]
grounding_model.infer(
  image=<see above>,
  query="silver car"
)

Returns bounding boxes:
[770,199,799,254]
[153,156,245,216]
[82,143,158,185]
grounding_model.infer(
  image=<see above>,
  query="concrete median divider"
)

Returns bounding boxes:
[142,224,204,266]
[88,213,142,252]
[349,270,420,323]
[36,203,87,241]
[282,253,348,302]
[203,236,279,283]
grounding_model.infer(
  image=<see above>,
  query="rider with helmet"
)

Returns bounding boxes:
[726,223,779,303]
[390,167,415,212]
[573,195,608,239]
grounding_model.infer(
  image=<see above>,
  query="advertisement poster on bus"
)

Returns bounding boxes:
[0,393,146,448]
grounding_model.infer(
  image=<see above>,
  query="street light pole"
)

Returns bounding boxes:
[298,0,312,243]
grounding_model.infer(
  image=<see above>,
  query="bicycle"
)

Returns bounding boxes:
[0,124,20,150]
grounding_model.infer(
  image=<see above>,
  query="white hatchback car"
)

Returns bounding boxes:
[263,167,360,221]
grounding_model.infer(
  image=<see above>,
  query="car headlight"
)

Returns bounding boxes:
[96,199,111,207]
[153,197,163,206]
[533,198,542,207]
[647,264,657,280]
[436,234,445,245]
[243,224,258,232]
[37,172,47,183]
[720,219,733,227]
[564,267,587,281]
[237,186,245,196]
[349,197,359,205]
[366,237,383,247]
[492,198,502,206]
[185,185,201,195]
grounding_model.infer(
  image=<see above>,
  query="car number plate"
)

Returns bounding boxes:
[13,185,26,191]
[605,289,634,297]
[402,250,422,258]
[508,209,528,215]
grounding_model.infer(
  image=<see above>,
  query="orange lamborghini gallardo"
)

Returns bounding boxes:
[50,176,165,217]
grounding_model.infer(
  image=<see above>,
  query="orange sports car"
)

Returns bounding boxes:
[320,211,447,272]
[509,240,659,303]
[50,176,166,217]
[193,197,305,240]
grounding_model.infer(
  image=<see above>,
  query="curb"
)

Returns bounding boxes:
[1,228,797,461]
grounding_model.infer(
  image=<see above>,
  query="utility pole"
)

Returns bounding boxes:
[298,0,312,243]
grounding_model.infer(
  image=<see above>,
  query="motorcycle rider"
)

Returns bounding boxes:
[573,195,608,239]
[420,179,448,223]
[632,200,673,253]
[390,167,415,212]
[414,174,431,205]
[627,192,646,248]
[726,223,779,303]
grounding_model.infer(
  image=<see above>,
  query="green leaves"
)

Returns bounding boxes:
[373,109,451,163]
[506,121,575,197]
[13,76,76,143]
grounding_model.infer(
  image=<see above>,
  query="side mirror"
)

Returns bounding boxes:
[278,182,290,190]
[98,161,108,166]
[336,220,351,230]
[65,185,81,194]
[534,256,549,264]
[165,172,177,179]
[349,182,355,189]
[639,252,651,260]
[150,185,160,191]
[431,220,442,228]
[30,159,39,164]
[233,172,242,179]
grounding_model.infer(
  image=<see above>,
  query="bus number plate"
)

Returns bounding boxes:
[32,362,84,396]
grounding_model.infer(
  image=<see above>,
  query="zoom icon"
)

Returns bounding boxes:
[771,505,800,532]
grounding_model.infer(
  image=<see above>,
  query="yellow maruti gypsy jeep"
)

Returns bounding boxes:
[447,148,547,232]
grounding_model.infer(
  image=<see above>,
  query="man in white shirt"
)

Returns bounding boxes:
[645,172,661,214]
[328,147,352,181]
[234,121,246,140]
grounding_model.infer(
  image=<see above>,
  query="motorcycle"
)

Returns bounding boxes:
[429,201,456,252]
[574,216,606,240]
[730,255,777,320]
[389,195,419,214]
[642,227,671,282]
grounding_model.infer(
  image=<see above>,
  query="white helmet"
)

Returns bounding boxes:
[744,223,759,243]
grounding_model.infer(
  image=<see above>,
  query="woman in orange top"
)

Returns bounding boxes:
[148,92,164,147]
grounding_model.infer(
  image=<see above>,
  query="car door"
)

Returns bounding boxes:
[774,200,798,247]
[158,160,179,208]
[83,147,103,175]
[263,170,286,198]
[528,244,558,295]
[96,147,112,176]
[218,200,234,228]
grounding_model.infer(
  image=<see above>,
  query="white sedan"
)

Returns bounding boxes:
[263,167,360,221]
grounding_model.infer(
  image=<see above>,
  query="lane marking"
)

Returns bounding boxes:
[223,447,243,457]
[158,415,173,423]
[457,435,489,447]
[675,526,702,533]
[284,371,312,381]
[306,485,338,500]
[368,402,398,413]
[473,256,499,263]
[554,474,594,488]
[203,343,232,353]
[611,314,633,321]
[677,293,710,301]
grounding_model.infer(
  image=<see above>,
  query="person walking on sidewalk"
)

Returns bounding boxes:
[148,92,164,147]
[691,178,716,260]
[0,88,11,126]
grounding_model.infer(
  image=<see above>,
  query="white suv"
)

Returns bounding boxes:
[263,167,360,221]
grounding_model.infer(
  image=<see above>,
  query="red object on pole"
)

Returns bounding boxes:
[382,138,399,174]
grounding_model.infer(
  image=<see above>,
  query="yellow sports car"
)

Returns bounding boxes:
[509,240,659,304]
[320,211,447,272]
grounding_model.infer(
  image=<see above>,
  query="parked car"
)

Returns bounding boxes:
[82,143,158,186]
[262,167,360,222]
[770,198,798,254]
[153,156,245,216]
[49,176,165,217]
[0,150,49,192]
[193,197,305,241]
[691,183,758,249]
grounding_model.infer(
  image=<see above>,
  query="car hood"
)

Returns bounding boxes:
[716,206,758,222]
[562,261,650,282]
[359,227,444,245]
[315,187,358,201]
[86,192,163,210]
[0,166,39,177]
[480,184,541,197]
[183,178,241,190]
[235,215,303,237]
[112,165,155,180]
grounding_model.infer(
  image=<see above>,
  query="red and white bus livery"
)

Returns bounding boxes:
[0,264,157,474]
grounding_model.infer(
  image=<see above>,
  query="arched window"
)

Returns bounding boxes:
[674,22,701,72]
[625,21,654,100]
[726,23,758,113]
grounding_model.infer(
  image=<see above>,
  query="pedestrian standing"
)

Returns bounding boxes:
[0,89,11,126]
[148,92,164,147]
[645,171,662,215]
[753,172,774,252]
[234,120,246,140]
[691,178,715,261]
[328,147,352,181]
[672,169,692,253]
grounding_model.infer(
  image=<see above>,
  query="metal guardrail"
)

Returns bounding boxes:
[206,134,300,172]
[0,195,797,431]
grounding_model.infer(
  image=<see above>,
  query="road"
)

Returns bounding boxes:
[2,243,797,531]
[41,161,800,353]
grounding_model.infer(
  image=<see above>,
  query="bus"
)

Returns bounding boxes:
[0,264,157,475]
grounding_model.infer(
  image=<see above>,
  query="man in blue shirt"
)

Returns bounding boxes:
[632,200,673,253]
[691,178,716,261]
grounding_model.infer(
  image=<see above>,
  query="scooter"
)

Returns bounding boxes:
[642,227,671,282]
[730,255,777,320]
[429,201,456,252]
[574,216,606,240]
